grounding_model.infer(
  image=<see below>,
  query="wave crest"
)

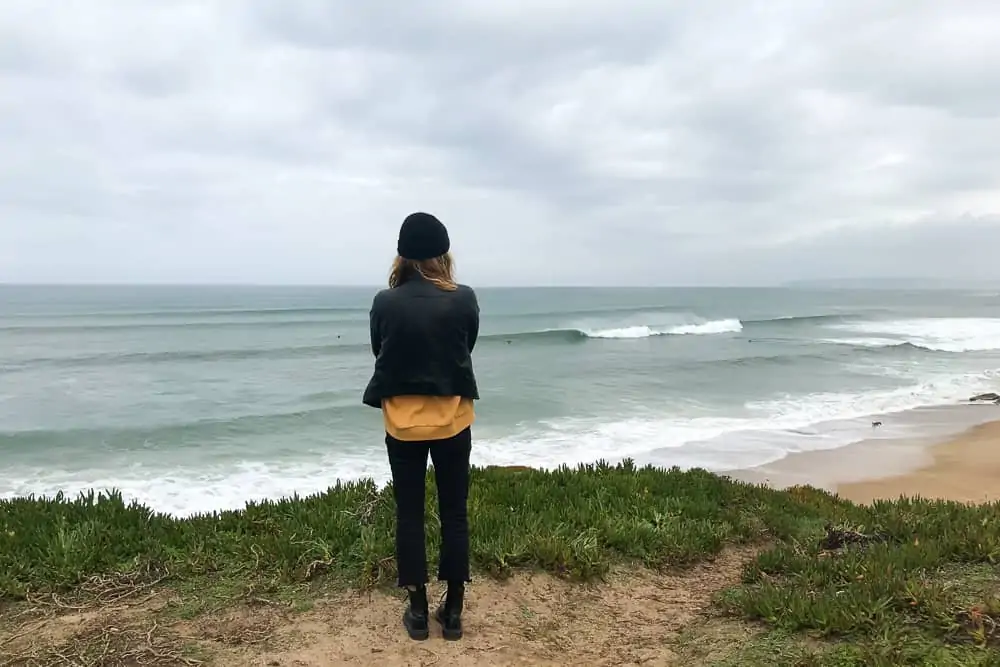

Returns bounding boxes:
[581,319,743,339]
[485,318,743,343]
[826,318,1000,353]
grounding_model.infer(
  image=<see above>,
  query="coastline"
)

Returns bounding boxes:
[731,408,1000,504]
[5,458,1000,664]
[836,419,1000,504]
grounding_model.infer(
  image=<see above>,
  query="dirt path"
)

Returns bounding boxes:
[1,550,753,667]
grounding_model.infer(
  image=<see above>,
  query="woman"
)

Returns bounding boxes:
[363,212,480,641]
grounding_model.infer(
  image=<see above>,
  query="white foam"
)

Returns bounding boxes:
[669,319,744,335]
[3,347,996,518]
[0,456,390,518]
[582,318,743,339]
[582,325,661,339]
[828,318,1000,352]
[471,368,996,468]
[821,337,908,348]
[744,369,999,428]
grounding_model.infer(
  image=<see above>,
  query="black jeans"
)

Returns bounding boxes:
[386,427,472,587]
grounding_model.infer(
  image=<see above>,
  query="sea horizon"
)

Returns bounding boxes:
[2,278,998,289]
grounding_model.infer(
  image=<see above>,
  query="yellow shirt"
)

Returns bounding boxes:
[382,395,475,442]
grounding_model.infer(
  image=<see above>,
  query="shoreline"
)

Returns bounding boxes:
[730,408,1000,504]
[837,419,1000,504]
[3,402,999,517]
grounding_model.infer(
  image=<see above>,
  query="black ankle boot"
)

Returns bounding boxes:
[435,582,464,640]
[403,586,429,641]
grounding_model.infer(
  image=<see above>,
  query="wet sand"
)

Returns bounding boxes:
[732,417,1000,504]
[836,419,1000,504]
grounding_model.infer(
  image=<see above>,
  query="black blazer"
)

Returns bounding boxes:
[362,276,480,408]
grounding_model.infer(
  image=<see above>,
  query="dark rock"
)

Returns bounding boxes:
[819,523,892,551]
[969,392,1000,402]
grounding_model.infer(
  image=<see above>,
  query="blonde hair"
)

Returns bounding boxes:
[389,253,457,291]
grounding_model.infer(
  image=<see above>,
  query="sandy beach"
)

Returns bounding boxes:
[734,415,1000,504]
[837,418,1000,504]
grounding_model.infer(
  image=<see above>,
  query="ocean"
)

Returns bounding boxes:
[2,285,999,517]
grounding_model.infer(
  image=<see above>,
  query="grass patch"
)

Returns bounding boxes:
[0,461,841,598]
[674,622,830,666]
[2,461,1000,663]
[719,497,1000,664]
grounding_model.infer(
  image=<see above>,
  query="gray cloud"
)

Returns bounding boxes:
[1,1,999,286]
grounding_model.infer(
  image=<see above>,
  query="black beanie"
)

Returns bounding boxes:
[397,212,450,261]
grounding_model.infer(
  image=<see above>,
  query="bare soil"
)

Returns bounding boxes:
[0,550,754,667]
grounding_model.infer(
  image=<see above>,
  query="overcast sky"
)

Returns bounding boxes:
[2,1,999,286]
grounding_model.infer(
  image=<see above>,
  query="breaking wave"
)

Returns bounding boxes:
[825,318,1000,353]
[495,318,744,342]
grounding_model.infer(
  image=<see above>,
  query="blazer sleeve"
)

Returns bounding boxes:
[369,296,382,358]
[467,289,480,352]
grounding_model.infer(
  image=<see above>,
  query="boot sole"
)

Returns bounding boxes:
[435,609,463,641]
[404,613,430,641]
